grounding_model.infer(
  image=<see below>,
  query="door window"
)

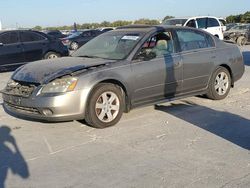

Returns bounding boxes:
[196,18,207,29]
[186,19,196,28]
[0,32,19,44]
[20,32,46,42]
[176,30,210,51]
[82,31,92,37]
[135,31,174,60]
[207,18,220,27]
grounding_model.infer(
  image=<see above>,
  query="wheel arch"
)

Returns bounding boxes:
[88,79,131,113]
[218,64,234,87]
[43,50,61,58]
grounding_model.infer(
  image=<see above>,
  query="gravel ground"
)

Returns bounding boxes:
[0,46,250,188]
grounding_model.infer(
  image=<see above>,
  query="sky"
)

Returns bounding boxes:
[0,0,250,28]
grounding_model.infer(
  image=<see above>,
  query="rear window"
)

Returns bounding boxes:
[0,32,19,44]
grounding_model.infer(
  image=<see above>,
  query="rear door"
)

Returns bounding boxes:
[20,31,48,62]
[0,31,24,69]
[175,29,216,93]
[131,30,183,106]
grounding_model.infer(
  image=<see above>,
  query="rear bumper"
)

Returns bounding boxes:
[232,49,245,83]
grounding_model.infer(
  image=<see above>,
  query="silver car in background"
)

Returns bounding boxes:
[1,25,244,128]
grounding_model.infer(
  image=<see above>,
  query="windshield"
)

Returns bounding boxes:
[72,31,144,60]
[163,19,187,26]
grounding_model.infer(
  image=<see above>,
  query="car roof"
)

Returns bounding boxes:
[0,29,51,38]
[167,16,220,20]
[116,24,188,32]
[0,29,40,32]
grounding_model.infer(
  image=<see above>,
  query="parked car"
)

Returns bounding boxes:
[219,18,227,32]
[225,23,238,31]
[0,30,69,71]
[44,30,67,39]
[61,29,103,50]
[223,24,250,46]
[163,16,224,40]
[1,25,244,128]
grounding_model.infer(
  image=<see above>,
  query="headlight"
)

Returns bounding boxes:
[41,77,78,94]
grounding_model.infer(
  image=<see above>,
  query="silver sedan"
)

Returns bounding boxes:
[1,25,245,128]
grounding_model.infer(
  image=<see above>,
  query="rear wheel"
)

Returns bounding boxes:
[237,36,247,46]
[70,41,79,50]
[206,67,231,100]
[44,52,60,59]
[85,83,125,128]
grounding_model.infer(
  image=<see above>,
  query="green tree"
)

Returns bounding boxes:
[134,18,160,25]
[226,11,250,23]
[100,21,111,27]
[111,20,133,27]
[33,25,42,30]
[241,11,250,23]
[163,15,174,22]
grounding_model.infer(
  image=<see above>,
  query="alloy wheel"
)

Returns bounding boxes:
[95,91,120,123]
[214,72,229,96]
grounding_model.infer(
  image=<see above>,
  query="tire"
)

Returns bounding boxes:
[44,52,60,59]
[206,67,231,100]
[70,41,79,50]
[85,83,125,128]
[237,36,247,46]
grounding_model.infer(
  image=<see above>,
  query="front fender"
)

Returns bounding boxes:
[75,63,133,113]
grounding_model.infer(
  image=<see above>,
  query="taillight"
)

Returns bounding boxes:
[62,39,69,44]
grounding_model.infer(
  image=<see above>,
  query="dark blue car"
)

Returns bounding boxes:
[61,29,103,50]
[0,30,69,72]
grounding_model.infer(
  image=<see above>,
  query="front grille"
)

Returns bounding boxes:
[3,80,36,98]
[5,102,40,115]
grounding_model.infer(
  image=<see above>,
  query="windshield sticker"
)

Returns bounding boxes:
[122,36,140,40]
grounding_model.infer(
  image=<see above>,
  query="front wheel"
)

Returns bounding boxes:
[206,67,231,100]
[237,36,247,46]
[85,83,125,128]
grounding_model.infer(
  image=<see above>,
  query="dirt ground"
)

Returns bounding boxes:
[0,46,249,188]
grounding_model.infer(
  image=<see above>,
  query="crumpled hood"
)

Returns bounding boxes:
[12,57,113,84]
